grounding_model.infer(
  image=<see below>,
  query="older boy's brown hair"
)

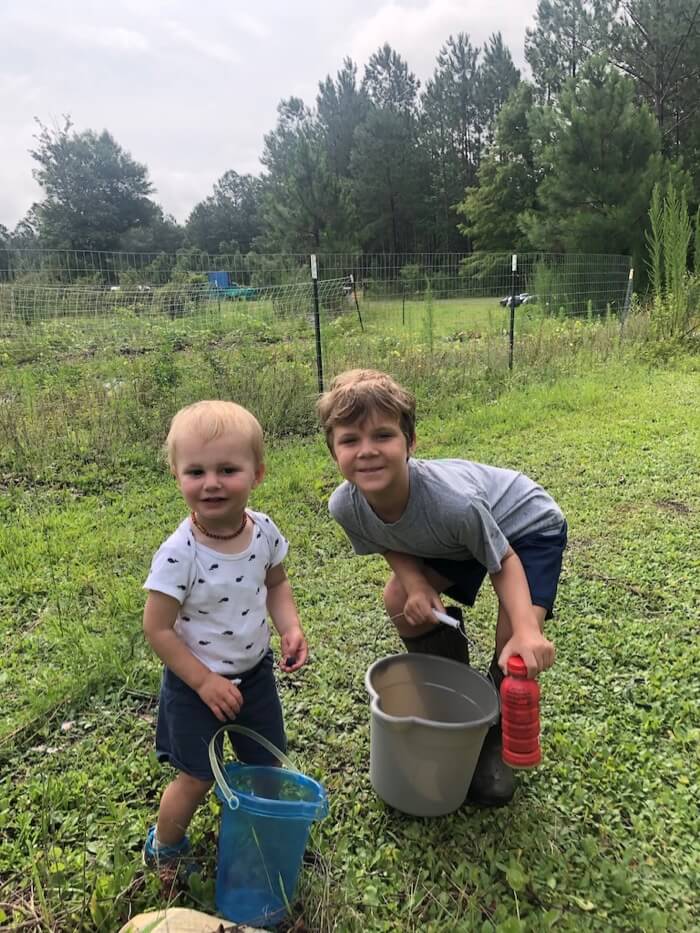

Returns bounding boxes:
[317,369,416,453]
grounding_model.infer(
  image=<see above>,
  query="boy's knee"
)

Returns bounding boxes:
[383,575,406,618]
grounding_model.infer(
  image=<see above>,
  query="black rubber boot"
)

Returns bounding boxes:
[399,605,469,665]
[465,654,515,807]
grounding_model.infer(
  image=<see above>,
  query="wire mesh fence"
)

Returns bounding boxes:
[0,250,639,482]
[0,251,632,369]
[1,247,632,308]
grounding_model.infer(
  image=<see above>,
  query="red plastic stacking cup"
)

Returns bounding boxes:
[500,655,541,769]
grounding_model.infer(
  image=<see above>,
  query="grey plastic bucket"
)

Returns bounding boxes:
[365,654,500,816]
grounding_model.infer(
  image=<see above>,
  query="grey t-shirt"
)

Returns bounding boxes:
[328,458,565,574]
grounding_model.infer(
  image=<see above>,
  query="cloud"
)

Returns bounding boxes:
[0,73,41,103]
[224,11,270,40]
[1,0,540,228]
[0,119,42,229]
[348,0,533,80]
[64,24,150,53]
[164,21,240,64]
[4,6,150,54]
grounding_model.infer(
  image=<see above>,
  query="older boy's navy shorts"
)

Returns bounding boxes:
[425,521,567,619]
[154,649,286,782]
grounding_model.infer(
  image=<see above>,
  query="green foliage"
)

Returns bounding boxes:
[646,184,664,300]
[1,352,699,930]
[521,59,663,263]
[456,84,537,252]
[421,34,485,250]
[645,182,695,337]
[421,280,435,352]
[317,58,371,180]
[29,117,156,252]
[531,261,565,315]
[479,33,521,142]
[6,5,700,265]
[398,263,423,290]
[363,44,419,113]
[351,106,426,253]
[185,170,264,255]
[525,0,614,101]
[261,98,356,253]
[605,0,700,156]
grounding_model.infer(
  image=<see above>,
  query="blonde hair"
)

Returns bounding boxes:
[166,400,264,470]
[317,369,416,453]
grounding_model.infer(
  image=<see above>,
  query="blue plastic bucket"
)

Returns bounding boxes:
[209,725,328,928]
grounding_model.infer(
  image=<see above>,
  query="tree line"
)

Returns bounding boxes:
[2,0,699,272]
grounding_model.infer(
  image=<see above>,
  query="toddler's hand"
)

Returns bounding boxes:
[279,626,308,673]
[403,585,444,627]
[499,630,555,678]
[197,672,243,722]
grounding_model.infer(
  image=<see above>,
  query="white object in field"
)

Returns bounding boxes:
[432,609,461,629]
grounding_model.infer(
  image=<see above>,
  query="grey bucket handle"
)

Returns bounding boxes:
[208,724,299,811]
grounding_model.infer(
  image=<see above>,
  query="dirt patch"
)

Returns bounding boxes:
[655,499,691,515]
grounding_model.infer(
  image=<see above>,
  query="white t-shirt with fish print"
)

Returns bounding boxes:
[144,510,288,675]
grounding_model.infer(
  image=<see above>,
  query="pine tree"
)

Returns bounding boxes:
[521,58,663,262]
[186,171,263,255]
[351,46,427,252]
[525,0,612,101]
[456,84,538,251]
[316,58,370,179]
[606,0,700,151]
[479,33,521,143]
[260,98,354,252]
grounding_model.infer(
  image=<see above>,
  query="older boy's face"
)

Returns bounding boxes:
[332,414,414,500]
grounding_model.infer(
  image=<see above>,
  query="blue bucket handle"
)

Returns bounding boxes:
[208,724,299,812]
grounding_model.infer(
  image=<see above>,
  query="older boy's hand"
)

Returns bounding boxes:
[499,630,555,678]
[403,585,445,627]
[197,672,243,722]
[279,626,308,673]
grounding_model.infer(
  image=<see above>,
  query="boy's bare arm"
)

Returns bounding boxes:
[489,548,555,676]
[384,551,445,625]
[265,564,308,672]
[143,590,242,721]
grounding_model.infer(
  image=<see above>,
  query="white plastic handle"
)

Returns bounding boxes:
[432,609,460,629]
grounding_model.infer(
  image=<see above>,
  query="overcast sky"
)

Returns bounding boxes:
[1,0,538,230]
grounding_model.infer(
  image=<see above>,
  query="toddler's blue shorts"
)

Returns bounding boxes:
[425,521,568,619]
[154,649,286,782]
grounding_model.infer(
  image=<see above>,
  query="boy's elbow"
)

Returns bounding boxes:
[495,547,515,571]
[142,618,157,648]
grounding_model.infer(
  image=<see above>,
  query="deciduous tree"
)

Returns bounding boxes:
[30,117,156,251]
[186,170,263,254]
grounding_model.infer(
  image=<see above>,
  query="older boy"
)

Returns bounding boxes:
[318,370,566,807]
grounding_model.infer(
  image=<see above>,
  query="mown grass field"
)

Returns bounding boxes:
[0,318,698,931]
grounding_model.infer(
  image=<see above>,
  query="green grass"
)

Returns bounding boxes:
[0,292,563,365]
[1,343,699,931]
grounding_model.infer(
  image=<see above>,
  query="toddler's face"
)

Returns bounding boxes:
[331,414,413,499]
[174,433,264,526]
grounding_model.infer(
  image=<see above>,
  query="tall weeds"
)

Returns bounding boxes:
[645,182,696,338]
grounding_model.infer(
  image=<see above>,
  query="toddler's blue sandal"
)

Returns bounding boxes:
[142,825,198,876]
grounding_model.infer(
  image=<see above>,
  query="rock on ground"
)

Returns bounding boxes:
[119,906,267,932]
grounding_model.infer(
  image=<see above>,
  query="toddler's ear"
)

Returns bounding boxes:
[254,462,266,486]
